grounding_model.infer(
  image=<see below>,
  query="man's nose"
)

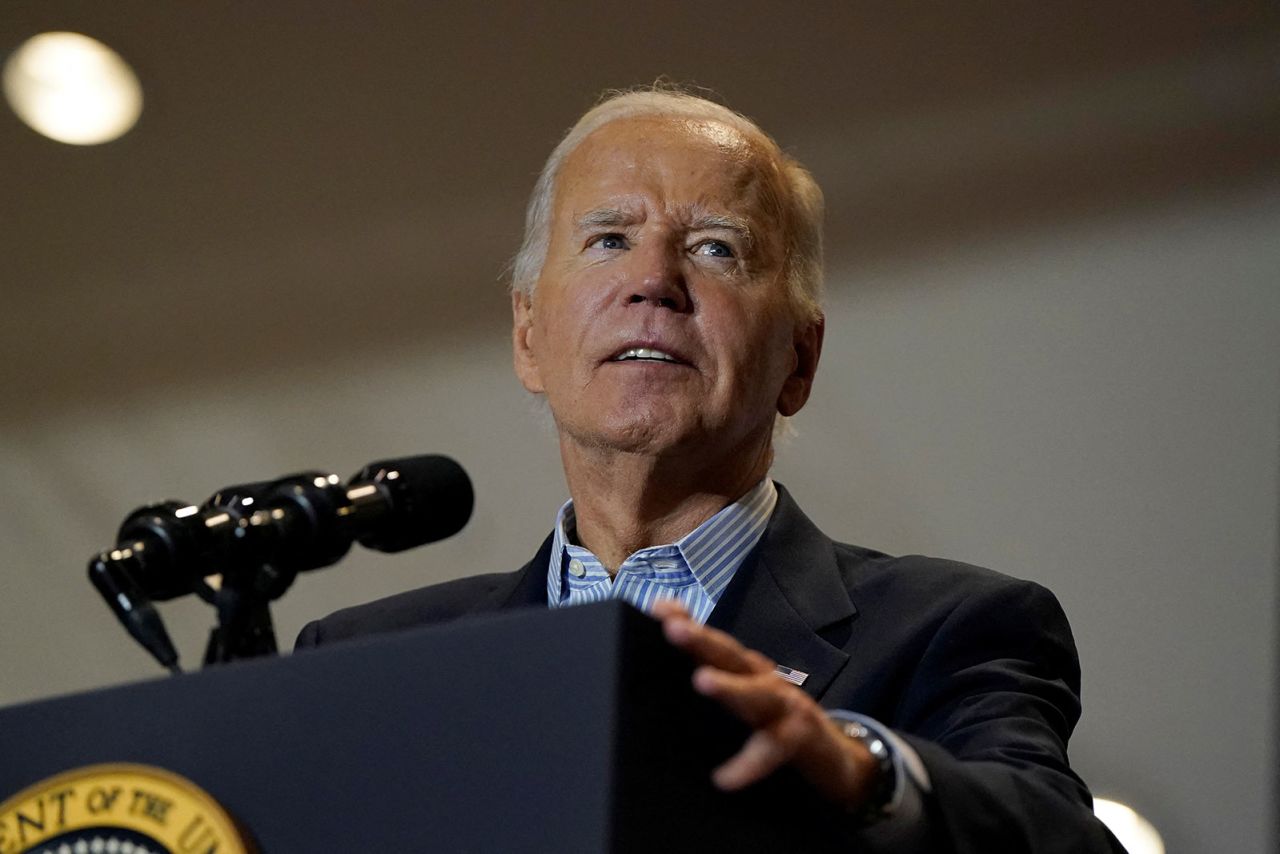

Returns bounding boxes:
[623,243,690,312]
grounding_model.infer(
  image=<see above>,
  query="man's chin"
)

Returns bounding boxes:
[558,414,705,458]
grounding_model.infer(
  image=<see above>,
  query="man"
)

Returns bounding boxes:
[298,87,1121,851]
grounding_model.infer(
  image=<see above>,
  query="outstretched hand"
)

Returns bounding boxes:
[651,599,878,810]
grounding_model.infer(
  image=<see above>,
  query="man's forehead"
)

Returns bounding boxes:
[556,116,780,223]
[569,115,762,170]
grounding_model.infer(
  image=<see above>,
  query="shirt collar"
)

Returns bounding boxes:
[546,478,778,611]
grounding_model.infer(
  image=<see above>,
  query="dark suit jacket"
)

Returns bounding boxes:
[297,484,1122,853]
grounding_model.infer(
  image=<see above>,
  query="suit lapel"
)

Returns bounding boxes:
[469,534,551,614]
[708,485,857,702]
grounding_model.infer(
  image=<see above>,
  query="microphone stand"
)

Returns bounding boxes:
[198,485,300,666]
[201,577,279,664]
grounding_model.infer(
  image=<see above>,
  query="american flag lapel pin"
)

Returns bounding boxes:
[774,664,809,687]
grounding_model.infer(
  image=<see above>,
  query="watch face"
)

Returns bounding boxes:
[833,719,896,824]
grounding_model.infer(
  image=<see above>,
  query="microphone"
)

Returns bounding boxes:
[87,551,181,673]
[88,455,473,654]
[348,455,474,553]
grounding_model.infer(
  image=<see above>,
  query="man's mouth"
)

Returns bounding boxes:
[611,347,683,364]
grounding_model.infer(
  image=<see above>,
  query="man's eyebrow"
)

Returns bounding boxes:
[573,208,756,247]
[574,208,635,230]
[689,213,755,247]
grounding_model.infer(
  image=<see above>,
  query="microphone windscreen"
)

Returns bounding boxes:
[352,454,474,553]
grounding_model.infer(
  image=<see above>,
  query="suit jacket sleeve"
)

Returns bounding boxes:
[873,576,1123,853]
[709,487,1123,852]
[295,618,322,649]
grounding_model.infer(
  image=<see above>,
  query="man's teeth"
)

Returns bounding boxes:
[614,347,679,363]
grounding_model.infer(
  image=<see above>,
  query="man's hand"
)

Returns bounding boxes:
[651,599,879,810]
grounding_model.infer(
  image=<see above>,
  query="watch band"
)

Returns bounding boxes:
[837,718,897,825]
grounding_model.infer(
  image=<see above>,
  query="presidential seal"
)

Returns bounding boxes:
[0,764,251,854]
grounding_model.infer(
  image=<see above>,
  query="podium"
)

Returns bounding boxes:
[0,602,849,851]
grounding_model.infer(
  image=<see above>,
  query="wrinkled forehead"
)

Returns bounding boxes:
[553,115,786,224]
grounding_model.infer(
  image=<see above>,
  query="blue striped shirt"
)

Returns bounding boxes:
[546,478,777,624]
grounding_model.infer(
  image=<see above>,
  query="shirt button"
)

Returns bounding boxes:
[568,559,586,578]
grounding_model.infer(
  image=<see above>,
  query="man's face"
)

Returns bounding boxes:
[513,116,822,465]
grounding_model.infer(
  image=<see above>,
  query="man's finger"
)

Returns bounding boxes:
[657,610,774,675]
[712,729,792,791]
[692,666,794,727]
[650,599,691,620]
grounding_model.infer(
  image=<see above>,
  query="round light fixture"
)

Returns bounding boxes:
[2,31,143,145]
[1094,797,1165,854]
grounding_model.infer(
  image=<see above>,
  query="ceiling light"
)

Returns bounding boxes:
[1094,797,1165,854]
[2,31,143,145]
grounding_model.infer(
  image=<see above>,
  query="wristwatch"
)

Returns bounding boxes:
[836,719,897,826]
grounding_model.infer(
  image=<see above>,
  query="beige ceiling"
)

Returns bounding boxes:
[2,1,1276,426]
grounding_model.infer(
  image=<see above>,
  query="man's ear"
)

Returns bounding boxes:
[512,290,545,394]
[777,314,824,417]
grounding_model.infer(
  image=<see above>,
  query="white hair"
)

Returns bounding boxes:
[510,86,824,322]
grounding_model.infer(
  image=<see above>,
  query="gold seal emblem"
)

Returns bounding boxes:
[0,764,251,854]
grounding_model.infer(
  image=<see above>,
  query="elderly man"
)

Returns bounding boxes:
[298,88,1121,851]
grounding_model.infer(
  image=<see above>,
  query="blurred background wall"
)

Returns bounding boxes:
[1,2,1277,851]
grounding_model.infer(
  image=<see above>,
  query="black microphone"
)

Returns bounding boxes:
[348,454,474,553]
[98,455,474,599]
[87,550,181,673]
[255,453,474,563]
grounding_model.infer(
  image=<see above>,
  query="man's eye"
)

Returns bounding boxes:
[589,234,628,251]
[693,240,734,258]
